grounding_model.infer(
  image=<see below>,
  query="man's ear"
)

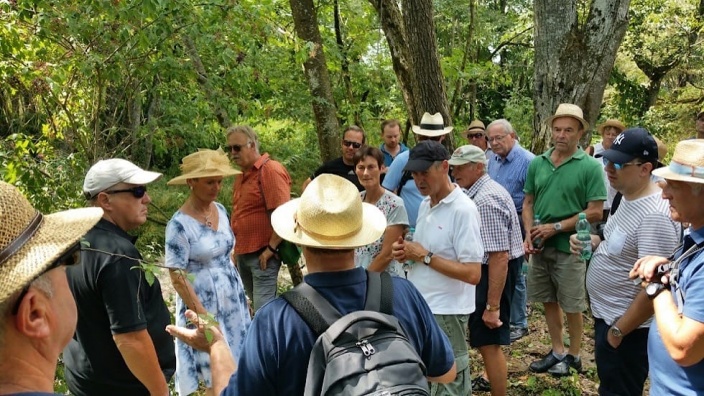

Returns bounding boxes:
[95,192,111,210]
[14,289,52,339]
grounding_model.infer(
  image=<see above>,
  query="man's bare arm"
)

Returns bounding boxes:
[113,330,169,395]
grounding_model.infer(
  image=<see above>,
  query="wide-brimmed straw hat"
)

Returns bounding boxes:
[411,112,453,137]
[653,139,704,184]
[167,148,242,185]
[461,120,486,138]
[272,174,386,249]
[0,182,103,304]
[598,119,626,134]
[545,103,589,131]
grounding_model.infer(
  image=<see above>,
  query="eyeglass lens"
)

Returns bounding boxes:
[343,140,362,149]
[106,186,147,198]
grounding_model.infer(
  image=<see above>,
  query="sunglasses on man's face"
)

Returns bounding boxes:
[11,243,81,315]
[226,143,249,153]
[105,186,147,199]
[343,140,363,149]
[467,133,485,139]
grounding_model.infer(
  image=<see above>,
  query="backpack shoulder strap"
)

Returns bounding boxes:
[282,282,341,335]
[364,270,394,315]
[397,170,412,196]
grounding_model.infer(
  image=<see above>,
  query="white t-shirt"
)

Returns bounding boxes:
[408,186,484,315]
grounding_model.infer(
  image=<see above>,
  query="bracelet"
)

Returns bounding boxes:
[267,244,278,254]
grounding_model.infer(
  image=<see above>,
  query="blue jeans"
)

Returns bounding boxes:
[237,251,281,312]
[510,264,528,329]
[594,317,649,396]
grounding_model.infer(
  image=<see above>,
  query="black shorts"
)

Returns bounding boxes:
[468,257,522,347]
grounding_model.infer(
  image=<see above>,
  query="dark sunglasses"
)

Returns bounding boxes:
[11,243,81,315]
[105,186,147,198]
[605,160,643,171]
[226,143,249,153]
[467,133,485,139]
[343,140,363,149]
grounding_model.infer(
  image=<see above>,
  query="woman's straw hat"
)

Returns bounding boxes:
[598,119,626,134]
[0,182,103,304]
[653,139,704,184]
[167,148,242,185]
[272,174,386,249]
[545,103,589,131]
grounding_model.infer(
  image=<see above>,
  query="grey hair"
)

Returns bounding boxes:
[226,125,260,153]
[486,119,514,135]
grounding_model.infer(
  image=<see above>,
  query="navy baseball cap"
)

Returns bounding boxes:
[404,141,450,172]
[596,127,659,165]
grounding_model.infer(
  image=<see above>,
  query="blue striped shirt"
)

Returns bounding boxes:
[487,143,534,213]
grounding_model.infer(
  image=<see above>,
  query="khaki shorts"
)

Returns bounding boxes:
[527,246,587,313]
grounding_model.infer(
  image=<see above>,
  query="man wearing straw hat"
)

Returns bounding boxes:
[227,125,292,312]
[393,140,483,396]
[383,112,453,228]
[167,174,457,395]
[523,103,606,376]
[630,139,704,394]
[0,182,102,394]
[462,119,491,158]
[63,159,176,396]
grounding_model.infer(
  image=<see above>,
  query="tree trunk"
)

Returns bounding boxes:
[402,0,453,149]
[367,0,419,127]
[289,0,340,162]
[532,0,630,153]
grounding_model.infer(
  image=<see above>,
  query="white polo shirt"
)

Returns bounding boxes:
[408,185,484,315]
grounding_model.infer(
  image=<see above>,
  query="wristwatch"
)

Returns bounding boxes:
[486,304,500,312]
[553,221,562,232]
[645,282,668,300]
[609,325,623,339]
[423,252,434,266]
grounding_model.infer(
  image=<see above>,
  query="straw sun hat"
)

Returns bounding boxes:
[167,148,242,185]
[461,120,486,138]
[653,139,704,184]
[0,182,103,305]
[272,174,386,249]
[411,112,454,137]
[545,103,589,131]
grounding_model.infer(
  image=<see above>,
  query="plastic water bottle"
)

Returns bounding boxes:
[532,215,543,250]
[403,228,415,277]
[576,212,592,260]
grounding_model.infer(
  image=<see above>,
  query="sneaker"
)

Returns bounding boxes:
[510,326,529,342]
[529,350,563,373]
[548,354,582,376]
[471,376,491,392]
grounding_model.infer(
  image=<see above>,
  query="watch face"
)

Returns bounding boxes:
[610,327,622,338]
[554,222,562,231]
[646,282,664,297]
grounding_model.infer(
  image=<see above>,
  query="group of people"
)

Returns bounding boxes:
[1,104,704,396]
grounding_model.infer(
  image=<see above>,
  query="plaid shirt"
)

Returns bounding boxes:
[464,174,524,263]
[231,154,291,254]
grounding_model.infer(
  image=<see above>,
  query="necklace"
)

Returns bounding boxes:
[190,200,214,228]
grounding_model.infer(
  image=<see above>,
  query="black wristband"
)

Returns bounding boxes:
[267,244,278,254]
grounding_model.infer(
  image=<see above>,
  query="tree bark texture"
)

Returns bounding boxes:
[289,0,340,163]
[532,0,630,153]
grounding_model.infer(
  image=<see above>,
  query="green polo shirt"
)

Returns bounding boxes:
[524,147,606,253]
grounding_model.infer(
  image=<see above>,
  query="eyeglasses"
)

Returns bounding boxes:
[488,134,508,143]
[226,143,249,153]
[11,243,81,315]
[105,186,147,198]
[343,140,363,149]
[606,160,643,170]
[466,133,485,139]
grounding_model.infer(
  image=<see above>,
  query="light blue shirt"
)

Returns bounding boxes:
[382,150,422,227]
[487,143,535,213]
[380,143,408,167]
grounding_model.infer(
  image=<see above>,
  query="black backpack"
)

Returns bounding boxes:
[282,271,430,396]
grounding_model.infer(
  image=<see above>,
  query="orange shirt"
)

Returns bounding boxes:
[231,154,291,254]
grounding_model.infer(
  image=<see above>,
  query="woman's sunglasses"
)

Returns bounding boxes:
[11,243,82,315]
[105,186,147,198]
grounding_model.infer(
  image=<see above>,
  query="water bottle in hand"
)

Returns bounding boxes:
[403,228,415,277]
[576,213,592,260]
[532,215,543,251]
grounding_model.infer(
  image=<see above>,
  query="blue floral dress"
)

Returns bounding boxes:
[165,202,251,395]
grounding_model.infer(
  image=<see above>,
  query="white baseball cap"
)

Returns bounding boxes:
[83,159,162,199]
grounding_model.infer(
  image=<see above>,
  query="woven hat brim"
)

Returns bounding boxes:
[271,199,387,249]
[411,125,453,137]
[0,207,103,304]
[167,169,242,185]
[652,167,704,184]
[545,115,589,131]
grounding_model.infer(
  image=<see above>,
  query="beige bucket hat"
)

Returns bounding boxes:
[272,174,386,249]
[167,148,242,185]
[546,103,589,131]
[652,139,704,184]
[461,120,486,138]
[0,182,103,304]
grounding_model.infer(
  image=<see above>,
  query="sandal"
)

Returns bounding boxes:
[471,376,491,392]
